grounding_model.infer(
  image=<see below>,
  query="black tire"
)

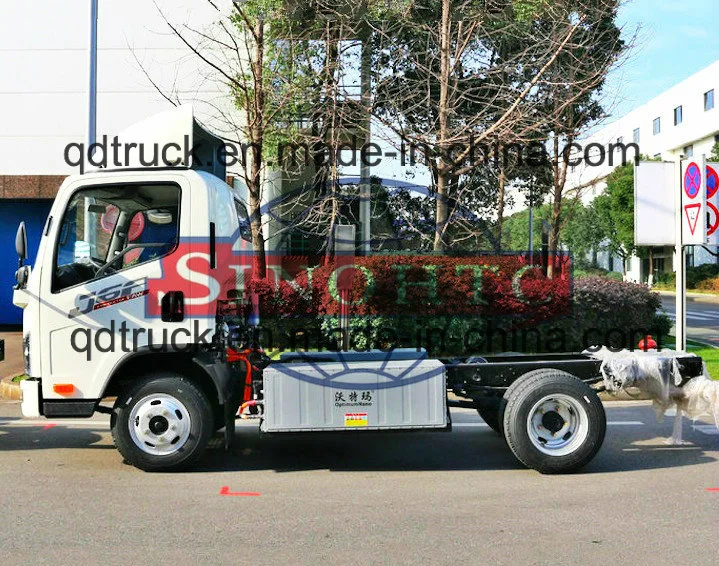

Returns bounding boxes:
[502,370,606,474]
[491,368,563,439]
[111,374,214,472]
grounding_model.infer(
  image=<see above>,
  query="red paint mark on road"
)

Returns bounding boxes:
[219,486,260,497]
[707,488,719,492]
[42,423,57,430]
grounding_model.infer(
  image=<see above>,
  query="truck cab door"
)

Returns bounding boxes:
[37,174,194,405]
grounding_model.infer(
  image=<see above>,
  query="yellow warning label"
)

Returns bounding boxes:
[344,412,368,427]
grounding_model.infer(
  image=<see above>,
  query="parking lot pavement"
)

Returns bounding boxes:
[1,400,718,565]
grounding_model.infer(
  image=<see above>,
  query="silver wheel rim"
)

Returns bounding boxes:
[526,394,589,456]
[128,394,192,456]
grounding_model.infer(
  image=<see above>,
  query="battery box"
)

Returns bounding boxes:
[261,353,447,432]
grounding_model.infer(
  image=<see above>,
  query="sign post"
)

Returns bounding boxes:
[676,155,707,351]
[675,160,686,352]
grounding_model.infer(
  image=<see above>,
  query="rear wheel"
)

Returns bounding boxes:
[502,370,606,474]
[479,369,562,439]
[111,374,213,472]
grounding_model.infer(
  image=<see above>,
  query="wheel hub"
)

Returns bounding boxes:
[541,411,565,434]
[128,394,192,456]
[527,394,589,456]
[149,415,169,435]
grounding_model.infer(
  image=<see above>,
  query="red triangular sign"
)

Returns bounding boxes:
[685,203,702,235]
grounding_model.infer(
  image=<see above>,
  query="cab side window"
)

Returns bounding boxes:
[53,184,180,292]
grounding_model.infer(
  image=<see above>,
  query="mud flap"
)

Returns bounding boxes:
[222,366,244,452]
[224,400,238,451]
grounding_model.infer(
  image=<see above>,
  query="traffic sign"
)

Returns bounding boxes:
[684,162,701,198]
[707,165,718,199]
[685,203,702,235]
[707,162,719,245]
[707,202,719,237]
[681,158,706,245]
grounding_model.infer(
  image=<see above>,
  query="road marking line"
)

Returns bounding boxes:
[0,419,109,428]
[454,421,644,427]
[668,313,718,321]
[692,425,719,435]
[220,486,260,496]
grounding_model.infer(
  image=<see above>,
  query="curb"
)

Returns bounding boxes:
[656,290,719,304]
[0,376,21,401]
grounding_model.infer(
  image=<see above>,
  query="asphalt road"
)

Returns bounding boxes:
[660,295,719,345]
[1,400,718,565]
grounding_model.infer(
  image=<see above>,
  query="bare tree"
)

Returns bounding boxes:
[370,0,625,256]
[140,0,321,277]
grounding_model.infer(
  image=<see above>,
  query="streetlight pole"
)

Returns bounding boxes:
[88,0,98,149]
[84,0,98,248]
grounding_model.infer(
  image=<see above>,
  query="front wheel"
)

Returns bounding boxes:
[111,374,213,472]
[502,370,606,474]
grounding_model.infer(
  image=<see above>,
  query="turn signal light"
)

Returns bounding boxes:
[53,384,75,395]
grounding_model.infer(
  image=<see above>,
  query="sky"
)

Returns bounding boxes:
[604,0,719,120]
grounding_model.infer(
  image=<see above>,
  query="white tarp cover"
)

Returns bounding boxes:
[586,347,719,443]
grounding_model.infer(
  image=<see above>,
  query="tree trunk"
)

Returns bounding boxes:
[249,18,267,279]
[622,255,627,278]
[648,248,654,278]
[496,165,506,244]
[547,189,562,278]
[433,0,451,253]
[323,22,341,259]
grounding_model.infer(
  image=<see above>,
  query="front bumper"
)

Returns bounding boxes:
[20,378,41,418]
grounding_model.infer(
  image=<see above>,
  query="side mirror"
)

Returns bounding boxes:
[15,222,27,266]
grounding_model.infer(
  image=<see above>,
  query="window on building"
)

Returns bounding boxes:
[653,117,661,135]
[674,105,683,125]
[705,89,715,111]
[633,128,640,143]
[654,257,665,274]
[684,144,694,157]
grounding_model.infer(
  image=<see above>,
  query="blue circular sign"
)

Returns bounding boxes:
[684,162,701,198]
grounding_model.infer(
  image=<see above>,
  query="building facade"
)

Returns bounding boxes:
[568,60,719,283]
[0,1,257,324]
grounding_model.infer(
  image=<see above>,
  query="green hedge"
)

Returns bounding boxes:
[655,264,719,290]
[250,270,670,356]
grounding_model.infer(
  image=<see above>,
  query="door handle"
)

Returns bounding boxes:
[161,291,185,322]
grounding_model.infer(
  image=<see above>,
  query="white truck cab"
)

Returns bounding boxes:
[13,107,254,470]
